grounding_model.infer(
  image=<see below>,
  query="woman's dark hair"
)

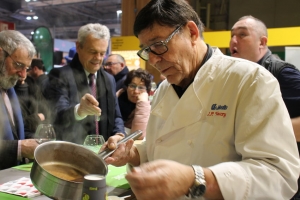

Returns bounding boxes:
[133,0,204,38]
[124,68,152,93]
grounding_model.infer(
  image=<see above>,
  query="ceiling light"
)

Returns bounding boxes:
[31,31,34,35]
[26,16,32,20]
[19,9,35,16]
[116,10,122,15]
[33,16,38,20]
[25,0,31,2]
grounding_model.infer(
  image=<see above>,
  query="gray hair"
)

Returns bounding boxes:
[108,54,126,64]
[77,23,110,48]
[0,30,36,58]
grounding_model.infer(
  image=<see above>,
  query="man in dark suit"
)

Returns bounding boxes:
[0,30,38,170]
[48,23,125,144]
[27,58,52,124]
[103,54,129,92]
[28,58,48,96]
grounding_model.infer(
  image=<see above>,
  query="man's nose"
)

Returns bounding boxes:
[231,35,237,43]
[148,52,162,67]
[94,53,103,60]
[17,67,27,79]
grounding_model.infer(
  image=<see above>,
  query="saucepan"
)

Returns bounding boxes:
[30,130,142,200]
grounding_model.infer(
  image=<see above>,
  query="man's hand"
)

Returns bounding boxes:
[20,139,39,159]
[125,160,195,200]
[116,88,125,97]
[77,93,101,117]
[101,134,140,167]
[100,134,124,151]
[37,113,45,121]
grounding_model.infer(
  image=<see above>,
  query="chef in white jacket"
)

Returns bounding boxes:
[103,0,300,199]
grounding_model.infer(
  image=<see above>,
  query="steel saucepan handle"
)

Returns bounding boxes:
[98,130,143,159]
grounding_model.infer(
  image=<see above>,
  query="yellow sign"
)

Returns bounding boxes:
[202,27,300,48]
[111,36,140,51]
[203,30,231,48]
[268,27,300,46]
[111,27,300,50]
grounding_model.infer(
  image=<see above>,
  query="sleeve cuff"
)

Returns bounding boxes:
[135,141,148,164]
[17,140,22,161]
[74,104,87,120]
[208,162,250,200]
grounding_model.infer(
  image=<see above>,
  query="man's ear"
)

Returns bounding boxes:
[75,41,80,51]
[186,21,200,42]
[260,36,268,47]
[120,62,125,69]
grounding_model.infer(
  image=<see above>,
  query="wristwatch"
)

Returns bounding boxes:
[188,165,206,198]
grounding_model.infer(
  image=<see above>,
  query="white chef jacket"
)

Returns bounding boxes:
[136,48,300,200]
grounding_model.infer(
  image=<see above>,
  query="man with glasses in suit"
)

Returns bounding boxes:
[103,54,129,92]
[0,30,38,170]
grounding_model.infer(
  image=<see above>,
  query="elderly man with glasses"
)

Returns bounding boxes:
[102,0,300,200]
[103,54,129,92]
[0,30,38,170]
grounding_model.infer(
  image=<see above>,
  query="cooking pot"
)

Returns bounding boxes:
[30,130,142,200]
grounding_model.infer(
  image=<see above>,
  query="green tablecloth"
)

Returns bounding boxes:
[0,192,26,200]
[13,163,32,172]
[0,163,129,199]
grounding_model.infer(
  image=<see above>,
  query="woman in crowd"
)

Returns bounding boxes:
[117,68,152,140]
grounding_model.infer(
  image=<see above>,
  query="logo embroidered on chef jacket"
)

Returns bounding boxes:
[207,104,228,118]
[211,104,228,110]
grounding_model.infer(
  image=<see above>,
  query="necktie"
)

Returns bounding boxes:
[1,89,15,126]
[88,74,99,135]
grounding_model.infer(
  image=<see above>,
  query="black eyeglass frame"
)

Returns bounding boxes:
[137,25,183,61]
[2,49,31,71]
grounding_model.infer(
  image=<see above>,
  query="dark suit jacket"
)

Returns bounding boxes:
[0,87,25,170]
[47,54,124,144]
[14,76,43,138]
[114,66,129,91]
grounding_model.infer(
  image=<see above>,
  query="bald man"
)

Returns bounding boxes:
[230,15,300,199]
[103,54,129,91]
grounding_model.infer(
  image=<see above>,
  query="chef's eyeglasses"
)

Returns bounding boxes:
[2,49,31,71]
[137,25,182,61]
[128,83,147,91]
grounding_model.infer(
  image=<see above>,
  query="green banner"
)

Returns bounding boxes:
[32,26,53,73]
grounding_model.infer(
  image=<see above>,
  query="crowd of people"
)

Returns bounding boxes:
[0,0,300,199]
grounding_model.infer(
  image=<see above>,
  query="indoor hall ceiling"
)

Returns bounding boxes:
[0,0,122,41]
